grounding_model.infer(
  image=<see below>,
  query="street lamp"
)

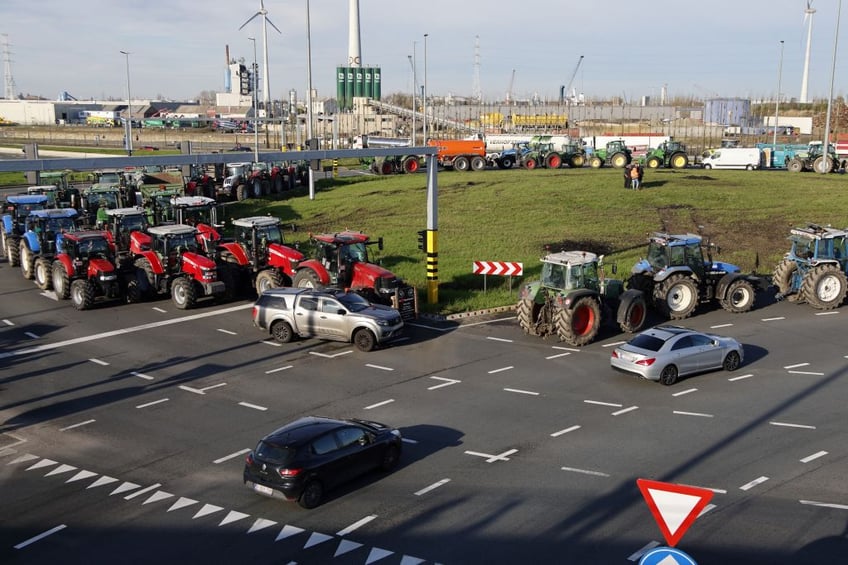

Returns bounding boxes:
[306,0,316,199]
[408,45,417,146]
[820,0,842,173]
[773,40,784,151]
[119,50,133,156]
[423,34,428,143]
[248,37,259,163]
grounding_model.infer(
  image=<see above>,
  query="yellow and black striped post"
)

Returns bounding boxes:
[332,158,338,178]
[426,229,438,304]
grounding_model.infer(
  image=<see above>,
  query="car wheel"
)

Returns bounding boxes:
[380,445,400,471]
[659,365,678,386]
[298,480,323,509]
[723,350,741,372]
[354,328,376,352]
[271,320,294,343]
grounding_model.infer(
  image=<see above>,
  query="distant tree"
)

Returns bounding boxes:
[196,90,216,105]
[384,92,412,110]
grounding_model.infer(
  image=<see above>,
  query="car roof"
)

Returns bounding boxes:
[638,325,696,340]
[262,416,353,447]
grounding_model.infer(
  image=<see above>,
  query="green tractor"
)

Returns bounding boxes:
[589,140,632,169]
[645,140,689,169]
[517,250,647,346]
[786,142,842,173]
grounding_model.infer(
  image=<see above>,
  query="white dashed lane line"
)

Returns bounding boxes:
[673,410,714,418]
[136,398,169,409]
[815,311,839,316]
[800,451,828,463]
[550,425,581,437]
[487,366,513,374]
[504,388,539,396]
[546,352,571,359]
[89,358,109,366]
[739,476,769,491]
[611,406,638,416]
[672,388,698,397]
[710,323,733,328]
[365,364,393,371]
[561,466,610,477]
[762,316,786,322]
[784,363,810,369]
[213,449,252,464]
[486,336,513,343]
[131,371,154,381]
[59,419,96,431]
[24,331,39,339]
[364,399,394,410]
[152,307,167,313]
[14,524,67,549]
[238,402,268,411]
[414,478,451,496]
[217,329,237,335]
[336,515,377,536]
[584,400,622,408]
[800,500,848,510]
[464,449,517,463]
[265,365,293,374]
[728,373,754,382]
[2,319,14,326]
[427,376,460,390]
[770,421,816,430]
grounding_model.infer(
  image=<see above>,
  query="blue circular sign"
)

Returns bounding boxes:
[639,546,697,565]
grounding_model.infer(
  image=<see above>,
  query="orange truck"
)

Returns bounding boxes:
[427,139,487,171]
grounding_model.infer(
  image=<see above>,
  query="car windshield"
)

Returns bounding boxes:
[254,441,295,465]
[338,292,371,312]
[628,334,666,352]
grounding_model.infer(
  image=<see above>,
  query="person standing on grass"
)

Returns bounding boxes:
[624,164,632,189]
[630,163,641,190]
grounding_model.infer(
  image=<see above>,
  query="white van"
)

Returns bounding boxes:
[702,147,762,170]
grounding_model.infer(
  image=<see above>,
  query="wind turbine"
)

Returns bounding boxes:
[800,0,816,103]
[239,0,281,117]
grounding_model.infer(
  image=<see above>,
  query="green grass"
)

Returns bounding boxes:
[221,167,848,314]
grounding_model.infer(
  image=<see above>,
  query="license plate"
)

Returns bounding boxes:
[253,483,274,496]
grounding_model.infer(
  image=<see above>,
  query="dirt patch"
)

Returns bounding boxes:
[541,239,616,257]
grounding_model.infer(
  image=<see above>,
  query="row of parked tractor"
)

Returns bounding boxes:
[1,187,418,318]
[517,224,848,346]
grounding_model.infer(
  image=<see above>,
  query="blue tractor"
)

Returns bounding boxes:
[2,194,50,267]
[627,232,762,320]
[773,223,848,309]
[19,208,80,289]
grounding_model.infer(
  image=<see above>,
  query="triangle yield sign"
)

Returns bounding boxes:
[636,478,714,547]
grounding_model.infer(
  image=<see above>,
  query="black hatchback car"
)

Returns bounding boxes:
[243,416,403,509]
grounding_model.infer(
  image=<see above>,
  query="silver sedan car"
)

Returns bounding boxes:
[610,325,743,385]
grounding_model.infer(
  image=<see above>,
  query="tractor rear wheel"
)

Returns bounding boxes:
[255,269,283,295]
[545,154,562,169]
[453,156,470,171]
[721,279,756,313]
[589,156,603,169]
[402,156,419,173]
[814,155,835,173]
[380,161,394,175]
[670,153,689,169]
[801,264,848,310]
[772,259,800,302]
[35,258,53,290]
[172,277,197,310]
[787,159,804,173]
[618,293,647,333]
[20,244,34,280]
[293,268,323,289]
[646,156,662,169]
[71,279,95,311]
[517,297,543,336]
[52,261,71,299]
[470,156,486,171]
[6,238,19,267]
[655,274,699,319]
[611,153,628,168]
[235,183,247,201]
[555,296,601,346]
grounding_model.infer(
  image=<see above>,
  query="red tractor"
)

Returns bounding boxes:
[292,231,417,319]
[51,230,129,310]
[130,224,226,309]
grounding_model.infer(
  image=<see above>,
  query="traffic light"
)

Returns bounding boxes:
[308,138,320,171]
[417,230,426,252]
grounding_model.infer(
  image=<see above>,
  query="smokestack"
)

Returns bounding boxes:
[348,0,362,67]
[224,45,232,93]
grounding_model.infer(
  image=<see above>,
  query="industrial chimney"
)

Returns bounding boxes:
[348,0,361,67]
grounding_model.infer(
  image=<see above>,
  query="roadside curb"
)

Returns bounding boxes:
[418,305,516,322]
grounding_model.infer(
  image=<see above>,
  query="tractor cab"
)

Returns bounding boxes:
[171,195,222,248]
[233,216,288,261]
[105,206,150,254]
[640,233,707,280]
[24,208,80,256]
[540,251,601,292]
[147,224,202,272]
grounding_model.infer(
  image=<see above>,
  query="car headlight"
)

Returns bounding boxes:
[376,318,390,326]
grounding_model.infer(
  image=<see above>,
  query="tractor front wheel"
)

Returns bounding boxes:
[545,153,562,169]
[20,245,34,280]
[523,157,538,170]
[569,154,585,168]
[71,279,95,311]
[52,261,71,299]
[555,296,601,346]
[772,259,800,302]
[787,159,804,173]
[619,293,647,333]
[35,258,53,290]
[655,274,699,319]
[499,156,515,169]
[589,156,603,169]
[646,156,662,169]
[802,264,848,310]
[721,279,756,313]
[670,153,689,169]
[517,297,543,336]
[6,238,19,267]
[402,156,419,173]
[611,153,628,168]
[172,277,198,310]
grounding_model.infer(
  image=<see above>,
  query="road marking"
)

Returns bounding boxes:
[365,364,393,371]
[401,438,418,444]
[130,371,154,381]
[14,524,67,549]
[261,340,282,347]
[24,331,39,339]
[59,419,96,431]
[552,346,580,352]
[487,366,513,374]
[800,500,848,510]
[612,406,638,416]
[152,307,167,313]
[124,483,163,500]
[89,358,109,366]
[504,387,539,396]
[710,323,733,328]
[673,410,714,418]
[728,373,754,381]
[2,319,13,326]
[551,425,581,437]
[457,316,515,328]
[681,484,727,494]
[770,421,816,430]
[602,341,626,348]
[800,451,828,463]
[238,402,268,411]
[487,336,513,343]
[428,376,461,390]
[584,400,622,408]
[364,399,394,410]
[762,316,785,322]
[415,478,451,496]
[179,385,205,395]
[216,328,237,335]
[672,388,698,397]
[0,303,254,360]
[788,370,825,376]
[561,466,610,477]
[265,365,293,374]
[465,448,517,463]
[698,503,717,517]
[136,398,169,409]
[815,311,839,316]
[628,541,661,561]
[784,362,810,369]
[740,476,769,491]
[310,350,353,358]
[200,383,226,392]
[336,515,377,536]
[214,448,252,464]
[546,352,572,359]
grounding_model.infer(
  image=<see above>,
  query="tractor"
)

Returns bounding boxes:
[292,231,417,320]
[644,140,689,169]
[51,230,128,310]
[81,183,126,228]
[2,194,49,267]
[772,223,848,309]
[19,208,80,289]
[589,140,632,169]
[130,224,226,309]
[220,162,281,201]
[517,251,647,346]
[627,232,762,320]
[103,206,151,263]
[786,142,841,173]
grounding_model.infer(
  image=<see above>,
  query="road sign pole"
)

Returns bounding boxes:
[426,155,438,305]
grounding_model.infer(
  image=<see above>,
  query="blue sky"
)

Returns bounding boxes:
[1,0,845,103]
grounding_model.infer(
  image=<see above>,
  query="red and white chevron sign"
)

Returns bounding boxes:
[473,261,523,276]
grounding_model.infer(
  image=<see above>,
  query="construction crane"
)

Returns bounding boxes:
[559,55,584,104]
[506,69,516,105]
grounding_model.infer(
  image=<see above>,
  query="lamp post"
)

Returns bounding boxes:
[820,0,842,173]
[423,33,428,143]
[773,40,784,151]
[248,37,259,163]
[119,50,133,156]
[408,45,417,146]
[306,0,316,199]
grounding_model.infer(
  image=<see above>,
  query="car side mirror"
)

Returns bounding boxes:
[337,309,346,315]
[358,435,370,446]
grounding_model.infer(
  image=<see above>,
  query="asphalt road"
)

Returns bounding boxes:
[1,263,847,565]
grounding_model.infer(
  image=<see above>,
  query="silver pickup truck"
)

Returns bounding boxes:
[252,287,404,351]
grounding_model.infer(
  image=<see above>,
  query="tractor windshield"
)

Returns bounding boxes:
[164,232,199,254]
[46,217,77,233]
[14,203,46,220]
[256,224,283,245]
[646,242,668,269]
[76,237,111,259]
[119,214,149,234]
[791,236,815,259]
